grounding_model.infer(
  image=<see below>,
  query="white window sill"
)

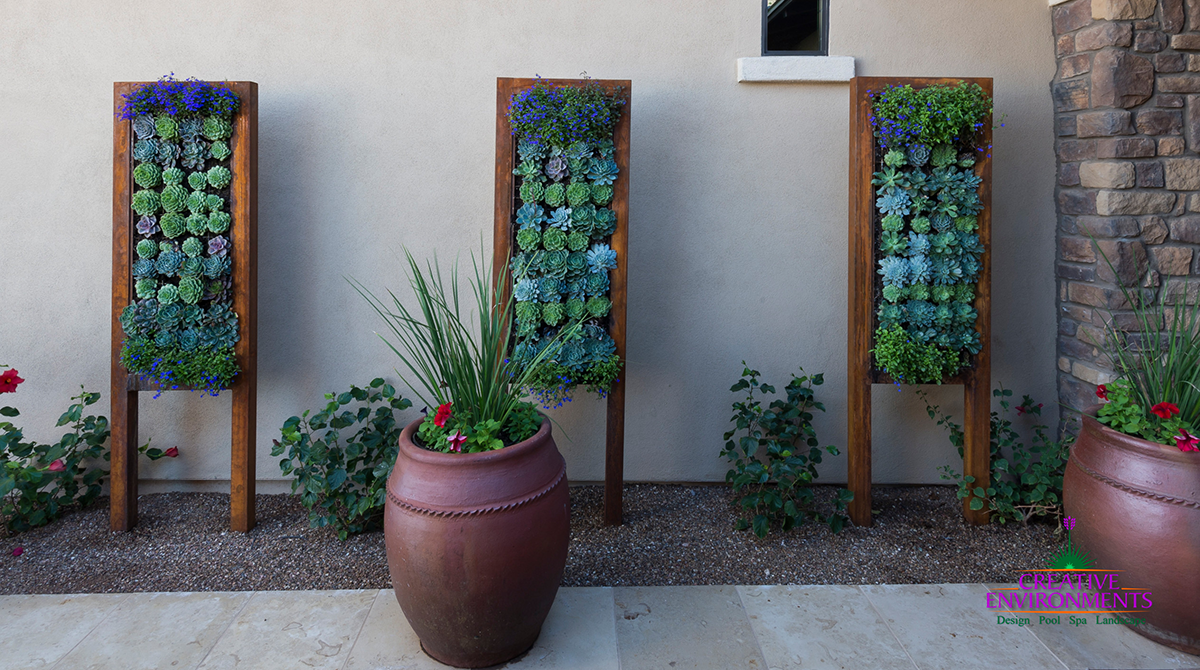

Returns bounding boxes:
[737,56,855,83]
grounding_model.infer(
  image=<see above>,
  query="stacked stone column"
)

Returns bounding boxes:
[1054,0,1200,410]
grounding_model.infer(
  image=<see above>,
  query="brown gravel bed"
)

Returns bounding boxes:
[0,485,1061,594]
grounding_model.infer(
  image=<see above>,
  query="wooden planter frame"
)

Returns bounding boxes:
[110,81,259,532]
[492,77,631,526]
[847,76,993,527]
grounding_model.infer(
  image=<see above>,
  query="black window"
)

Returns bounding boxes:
[763,0,827,55]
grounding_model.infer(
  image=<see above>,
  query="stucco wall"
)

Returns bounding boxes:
[0,0,1057,490]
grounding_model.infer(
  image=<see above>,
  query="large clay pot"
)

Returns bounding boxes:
[383,416,569,668]
[1064,411,1200,655]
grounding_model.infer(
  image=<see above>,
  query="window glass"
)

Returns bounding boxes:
[764,0,826,54]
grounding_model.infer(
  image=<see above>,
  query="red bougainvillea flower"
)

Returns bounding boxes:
[1151,402,1180,420]
[11,547,23,557]
[164,447,179,458]
[0,369,24,393]
[434,403,452,428]
[446,430,467,453]
[47,459,65,472]
[1095,385,1108,401]
[1175,429,1200,453]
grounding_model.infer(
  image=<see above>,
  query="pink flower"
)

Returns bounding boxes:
[47,459,65,472]
[1152,402,1180,420]
[1096,385,1108,401]
[164,447,179,458]
[446,430,467,453]
[434,403,452,428]
[0,369,24,394]
[1063,517,1075,531]
[1174,429,1200,453]
[11,547,23,557]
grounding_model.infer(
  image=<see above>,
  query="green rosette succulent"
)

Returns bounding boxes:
[565,298,586,321]
[206,166,232,189]
[584,271,609,296]
[566,231,589,253]
[586,296,612,318]
[202,115,232,141]
[207,211,231,234]
[880,214,904,232]
[930,143,956,168]
[544,182,566,207]
[516,228,541,252]
[159,212,186,239]
[181,236,204,257]
[131,189,161,217]
[566,251,588,275]
[910,217,932,234]
[186,213,208,236]
[593,208,618,237]
[162,167,185,185]
[542,301,566,327]
[181,257,204,277]
[955,216,978,232]
[519,179,545,204]
[186,191,209,215]
[210,141,231,161]
[541,249,569,277]
[566,182,591,208]
[133,139,159,163]
[515,301,541,328]
[188,172,208,190]
[206,194,224,212]
[513,160,543,181]
[542,227,567,251]
[178,275,204,305]
[932,285,954,303]
[882,285,903,303]
[909,283,931,302]
[136,239,158,259]
[538,276,563,302]
[591,184,613,206]
[160,184,188,213]
[133,162,162,189]
[883,149,907,167]
[155,115,179,140]
[135,278,158,300]
[953,284,975,303]
[157,283,180,305]
[155,249,184,276]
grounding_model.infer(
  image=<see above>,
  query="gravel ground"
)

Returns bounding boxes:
[0,485,1061,594]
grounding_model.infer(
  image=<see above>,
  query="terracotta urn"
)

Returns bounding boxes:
[383,416,569,668]
[1063,411,1200,655]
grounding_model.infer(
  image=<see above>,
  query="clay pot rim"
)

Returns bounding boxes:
[1080,404,1198,465]
[397,412,550,466]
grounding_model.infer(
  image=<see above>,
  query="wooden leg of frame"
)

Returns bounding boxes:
[231,380,256,532]
[109,387,138,531]
[603,375,626,526]
[848,380,872,527]
[963,374,991,525]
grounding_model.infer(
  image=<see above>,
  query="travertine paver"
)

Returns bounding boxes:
[613,585,767,669]
[861,583,1067,670]
[0,593,127,669]
[737,585,916,670]
[195,590,376,670]
[54,591,251,670]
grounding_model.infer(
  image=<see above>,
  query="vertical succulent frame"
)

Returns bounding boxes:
[846,76,993,528]
[110,80,258,532]
[493,77,631,525]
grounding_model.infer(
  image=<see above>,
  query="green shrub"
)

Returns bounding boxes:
[272,379,412,540]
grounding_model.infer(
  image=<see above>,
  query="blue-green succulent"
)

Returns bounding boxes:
[206,166,232,189]
[133,139,159,163]
[182,236,204,257]
[210,141,231,161]
[188,172,208,190]
[516,203,545,229]
[136,239,159,259]
[202,115,232,141]
[519,179,544,204]
[587,158,618,186]
[586,243,617,273]
[157,283,180,305]
[135,278,158,300]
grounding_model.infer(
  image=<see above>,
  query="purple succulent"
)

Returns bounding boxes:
[208,235,229,256]
[545,156,569,182]
[136,215,159,237]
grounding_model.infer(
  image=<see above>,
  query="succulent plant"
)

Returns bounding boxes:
[164,167,186,185]
[181,142,207,170]
[516,301,541,327]
[543,182,566,207]
[908,283,931,302]
[155,114,179,140]
[132,115,156,140]
[156,141,180,167]
[584,333,616,364]
[880,231,907,256]
[586,296,611,318]
[177,275,204,304]
[160,184,188,213]
[156,248,184,275]
[154,212,182,238]
[208,236,229,256]
[934,303,955,328]
[516,203,545,229]
[517,139,548,163]
[181,257,204,277]
[542,301,565,327]
[135,278,158,300]
[136,215,159,237]
[510,253,533,280]
[566,182,591,208]
[956,231,983,256]
[585,271,609,296]
[157,283,180,305]
[566,231,589,253]
[514,278,539,303]
[546,207,572,231]
[880,214,904,232]
[955,215,978,232]
[564,141,592,160]
[155,302,184,329]
[932,213,954,233]
[954,303,977,325]
[120,299,159,336]
[538,276,564,302]
[597,138,615,158]
[567,158,589,178]
[131,189,161,217]
[906,300,937,329]
[876,190,911,217]
[931,232,957,256]
[203,115,232,141]
[878,303,903,328]
[188,171,208,190]
[931,257,963,285]
[587,158,618,186]
[154,330,177,348]
[133,139,159,163]
[883,149,907,167]
[591,184,613,206]
[545,156,569,182]
[959,157,976,169]
[930,143,956,168]
[906,232,930,257]
[542,227,567,251]
[206,194,225,212]
[932,285,954,303]
[566,251,588,276]
[186,191,208,215]
[516,228,541,252]
[210,141,231,161]
[953,284,975,304]
[960,256,980,281]
[571,204,596,232]
[133,162,162,189]
[878,256,909,287]
[202,254,231,278]
[881,285,904,303]
[586,243,617,273]
[907,143,930,167]
[558,340,586,368]
[514,160,543,181]
[910,217,931,234]
[179,117,204,141]
[565,298,586,321]
[181,236,204,257]
[175,328,200,351]
[909,254,932,284]
[541,249,569,278]
[872,167,909,194]
[519,179,545,204]
[136,239,158,259]
[133,258,157,278]
[206,166,232,189]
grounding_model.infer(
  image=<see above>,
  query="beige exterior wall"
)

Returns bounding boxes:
[0,0,1057,490]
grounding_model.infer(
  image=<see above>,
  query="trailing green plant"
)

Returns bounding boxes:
[507,77,627,148]
[924,385,1071,525]
[271,378,412,540]
[721,363,852,538]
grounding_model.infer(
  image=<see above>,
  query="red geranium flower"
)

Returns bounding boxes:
[434,403,452,428]
[1151,402,1180,420]
[1096,385,1108,401]
[164,447,179,458]
[47,459,65,472]
[1174,429,1199,453]
[0,369,24,393]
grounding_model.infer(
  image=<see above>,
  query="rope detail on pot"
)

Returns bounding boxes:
[386,468,566,517]
[1070,457,1200,510]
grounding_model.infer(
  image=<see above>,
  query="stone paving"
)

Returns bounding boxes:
[1,584,1197,669]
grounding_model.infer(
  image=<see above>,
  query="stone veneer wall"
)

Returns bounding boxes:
[1054,0,1200,411]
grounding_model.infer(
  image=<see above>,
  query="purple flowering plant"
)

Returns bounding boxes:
[868,82,992,151]
[507,77,626,147]
[119,74,239,120]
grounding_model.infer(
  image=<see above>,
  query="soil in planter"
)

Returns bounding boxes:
[0,485,1059,594]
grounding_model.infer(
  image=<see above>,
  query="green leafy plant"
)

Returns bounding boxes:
[873,324,963,384]
[925,385,1070,525]
[271,379,412,540]
[721,363,852,538]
